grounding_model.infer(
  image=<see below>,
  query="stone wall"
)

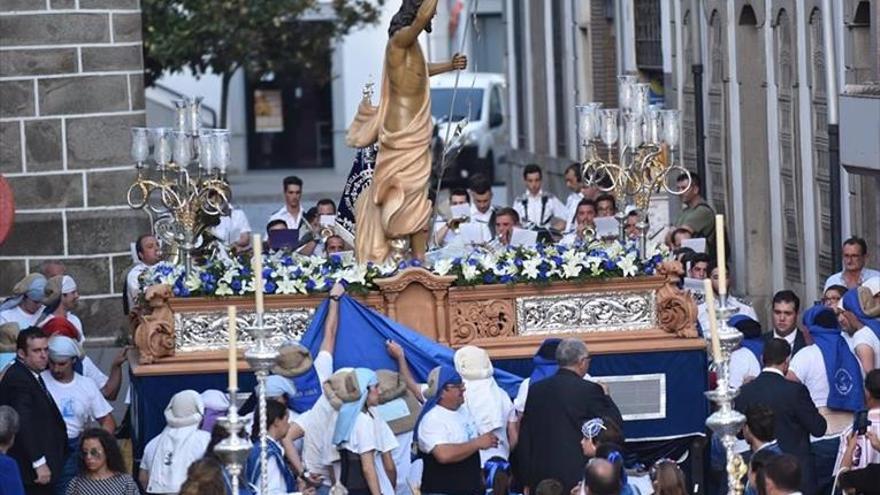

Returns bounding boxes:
[0,0,149,341]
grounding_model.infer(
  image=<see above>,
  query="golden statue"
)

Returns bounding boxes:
[347,0,467,263]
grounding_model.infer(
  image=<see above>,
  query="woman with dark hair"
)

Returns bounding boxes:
[245,400,297,494]
[66,428,138,494]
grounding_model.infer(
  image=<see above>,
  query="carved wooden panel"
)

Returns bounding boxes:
[449,299,516,346]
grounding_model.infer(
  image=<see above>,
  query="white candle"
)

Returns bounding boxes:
[715,215,727,296]
[228,305,237,390]
[704,280,722,363]
[253,234,264,314]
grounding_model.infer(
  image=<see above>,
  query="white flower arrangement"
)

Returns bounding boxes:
[141,239,670,298]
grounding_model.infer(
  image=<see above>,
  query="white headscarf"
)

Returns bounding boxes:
[454,346,512,434]
[61,276,77,294]
[47,335,83,360]
[147,390,207,493]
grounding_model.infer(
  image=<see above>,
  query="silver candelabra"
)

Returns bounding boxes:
[576,75,691,258]
[213,388,251,494]
[705,295,748,495]
[127,96,232,274]
[244,311,279,495]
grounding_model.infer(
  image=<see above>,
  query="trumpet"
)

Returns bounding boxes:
[320,223,336,241]
[578,223,596,241]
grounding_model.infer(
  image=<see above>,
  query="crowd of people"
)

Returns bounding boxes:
[0,165,879,495]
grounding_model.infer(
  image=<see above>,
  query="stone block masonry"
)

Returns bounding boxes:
[0,1,149,341]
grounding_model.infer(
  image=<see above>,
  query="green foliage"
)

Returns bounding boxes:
[142,0,384,125]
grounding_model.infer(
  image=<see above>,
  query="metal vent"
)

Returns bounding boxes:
[600,373,667,421]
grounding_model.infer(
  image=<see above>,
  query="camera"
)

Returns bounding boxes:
[853,409,871,436]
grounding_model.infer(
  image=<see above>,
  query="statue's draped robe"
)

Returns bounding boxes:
[346,56,433,263]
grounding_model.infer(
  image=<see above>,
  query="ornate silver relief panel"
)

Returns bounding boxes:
[516,291,656,335]
[174,308,315,352]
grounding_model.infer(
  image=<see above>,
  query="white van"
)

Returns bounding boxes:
[430,72,509,187]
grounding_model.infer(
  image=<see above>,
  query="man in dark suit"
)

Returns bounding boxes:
[515,338,623,492]
[0,327,67,495]
[765,290,808,355]
[736,338,826,495]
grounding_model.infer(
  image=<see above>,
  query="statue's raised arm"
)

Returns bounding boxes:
[389,0,439,49]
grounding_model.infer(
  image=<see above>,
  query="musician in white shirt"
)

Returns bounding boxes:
[512,164,566,230]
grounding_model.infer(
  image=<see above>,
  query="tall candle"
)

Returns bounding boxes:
[228,305,238,390]
[704,279,722,363]
[252,234,264,314]
[715,214,727,295]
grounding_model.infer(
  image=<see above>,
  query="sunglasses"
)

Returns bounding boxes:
[81,448,104,459]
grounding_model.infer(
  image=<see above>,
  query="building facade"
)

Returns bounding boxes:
[504,0,879,320]
[0,0,151,340]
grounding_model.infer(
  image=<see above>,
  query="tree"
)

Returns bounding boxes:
[142,0,384,127]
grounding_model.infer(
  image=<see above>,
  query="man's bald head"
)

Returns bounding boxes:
[585,458,620,495]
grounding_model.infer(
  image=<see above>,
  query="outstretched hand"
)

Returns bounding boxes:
[451,53,468,70]
[386,340,405,361]
[330,282,346,299]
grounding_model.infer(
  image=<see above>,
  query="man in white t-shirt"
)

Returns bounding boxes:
[415,366,497,495]
[0,274,46,329]
[42,335,115,493]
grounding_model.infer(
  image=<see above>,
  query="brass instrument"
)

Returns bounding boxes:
[320,223,336,241]
[578,223,596,241]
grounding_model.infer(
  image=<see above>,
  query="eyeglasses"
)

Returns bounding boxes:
[649,458,678,482]
[81,448,104,459]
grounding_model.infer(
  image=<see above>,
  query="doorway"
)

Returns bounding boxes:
[246,67,333,169]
